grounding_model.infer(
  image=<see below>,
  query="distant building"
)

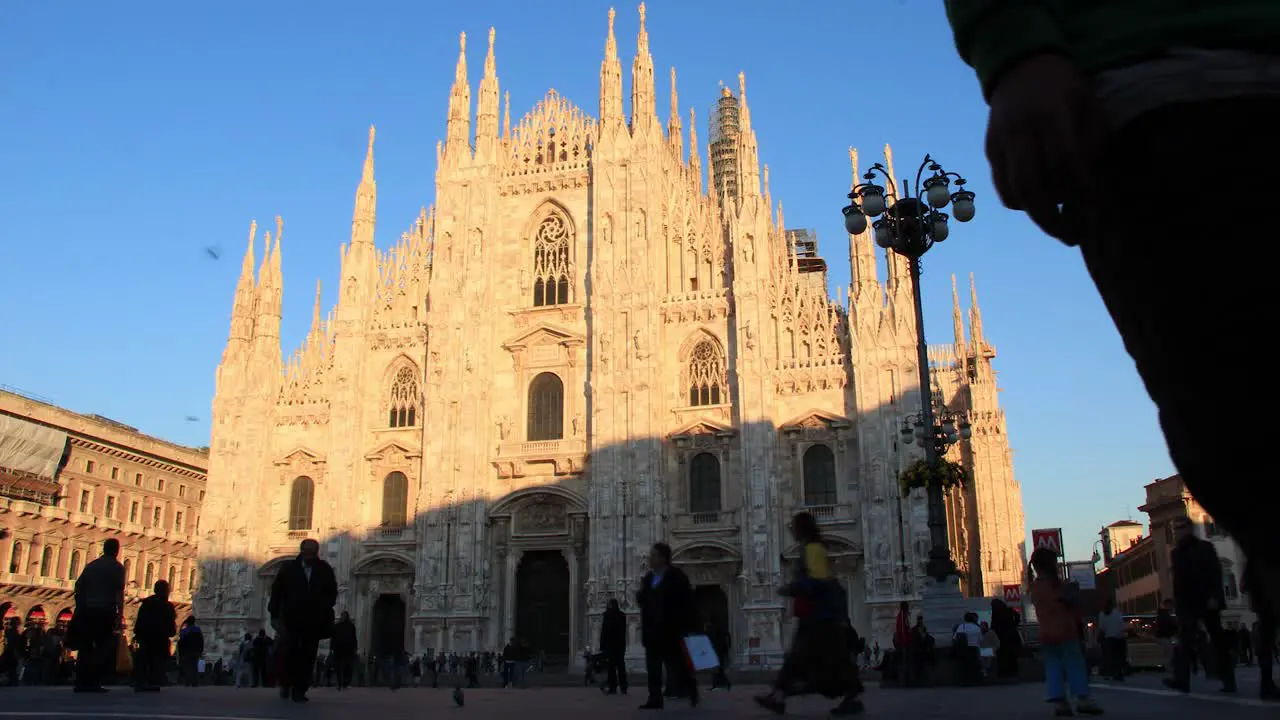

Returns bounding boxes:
[0,388,208,632]
[1139,474,1252,626]
[1099,520,1144,564]
[1097,534,1160,614]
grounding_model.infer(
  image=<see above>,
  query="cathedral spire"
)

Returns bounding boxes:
[445,32,472,158]
[224,219,258,361]
[952,274,965,347]
[351,126,377,247]
[253,223,282,365]
[737,72,761,198]
[474,28,500,161]
[599,8,624,126]
[502,90,511,139]
[270,215,283,290]
[883,143,911,291]
[968,272,986,345]
[848,147,879,295]
[311,278,323,336]
[630,3,657,132]
[688,107,701,193]
[668,67,683,157]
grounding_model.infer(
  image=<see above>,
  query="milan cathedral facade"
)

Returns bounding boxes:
[195,5,1026,665]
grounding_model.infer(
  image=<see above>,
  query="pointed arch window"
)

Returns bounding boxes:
[8,542,22,574]
[688,339,727,407]
[167,565,177,589]
[288,476,315,531]
[144,562,155,590]
[39,547,53,577]
[527,372,565,441]
[802,444,838,506]
[68,551,82,580]
[388,366,420,428]
[689,453,722,514]
[531,212,573,307]
[188,568,197,593]
[381,471,409,528]
[123,558,133,585]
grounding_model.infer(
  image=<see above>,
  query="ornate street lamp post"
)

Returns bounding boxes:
[842,155,976,582]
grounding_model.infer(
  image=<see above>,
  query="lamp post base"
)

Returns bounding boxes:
[919,574,968,648]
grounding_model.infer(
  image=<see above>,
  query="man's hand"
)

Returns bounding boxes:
[985,54,1099,240]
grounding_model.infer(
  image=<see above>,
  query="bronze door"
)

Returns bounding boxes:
[515,550,571,666]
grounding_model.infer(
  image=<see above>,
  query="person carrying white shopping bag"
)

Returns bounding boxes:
[636,542,700,710]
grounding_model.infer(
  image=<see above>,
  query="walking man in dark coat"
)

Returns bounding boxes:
[600,598,628,694]
[330,611,357,691]
[250,629,270,687]
[133,580,177,691]
[268,538,338,703]
[1165,519,1236,693]
[635,542,698,710]
[71,538,125,693]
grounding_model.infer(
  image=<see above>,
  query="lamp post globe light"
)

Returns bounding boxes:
[842,155,976,583]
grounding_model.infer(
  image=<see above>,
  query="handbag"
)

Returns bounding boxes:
[115,635,133,676]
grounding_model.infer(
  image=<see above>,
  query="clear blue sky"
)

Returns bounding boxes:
[0,1,1173,562]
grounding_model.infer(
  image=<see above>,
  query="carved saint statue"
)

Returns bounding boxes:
[743,321,756,350]
[497,415,512,441]
[633,330,648,360]
[571,413,582,437]
[599,331,612,368]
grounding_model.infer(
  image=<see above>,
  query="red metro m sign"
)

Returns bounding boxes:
[1002,584,1022,604]
[1031,528,1064,557]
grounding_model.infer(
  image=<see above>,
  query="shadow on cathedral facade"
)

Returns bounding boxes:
[193,4,1026,666]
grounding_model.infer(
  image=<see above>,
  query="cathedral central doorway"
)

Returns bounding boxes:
[370,594,407,660]
[693,585,729,635]
[515,550,570,667]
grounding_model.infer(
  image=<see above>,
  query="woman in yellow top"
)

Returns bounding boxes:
[755,512,865,716]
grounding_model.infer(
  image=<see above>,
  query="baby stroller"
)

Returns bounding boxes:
[584,652,609,687]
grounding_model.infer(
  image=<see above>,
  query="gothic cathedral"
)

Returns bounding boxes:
[195,6,1026,665]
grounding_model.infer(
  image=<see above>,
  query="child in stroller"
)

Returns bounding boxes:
[584,650,609,687]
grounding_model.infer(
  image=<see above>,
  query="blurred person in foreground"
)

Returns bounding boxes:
[1166,518,1236,694]
[268,538,338,703]
[1242,560,1279,700]
[943,0,1280,620]
[754,512,864,716]
[1029,548,1101,716]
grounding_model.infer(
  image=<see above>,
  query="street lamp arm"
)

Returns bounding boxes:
[861,162,898,192]
[913,154,938,200]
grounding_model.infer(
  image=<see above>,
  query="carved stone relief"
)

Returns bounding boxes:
[514,495,568,535]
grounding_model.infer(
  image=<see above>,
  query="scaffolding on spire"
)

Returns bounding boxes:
[708,84,741,201]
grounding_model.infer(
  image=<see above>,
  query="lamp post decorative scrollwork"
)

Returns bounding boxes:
[841,154,977,582]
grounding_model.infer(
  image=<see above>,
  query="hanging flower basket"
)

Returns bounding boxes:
[898,458,968,497]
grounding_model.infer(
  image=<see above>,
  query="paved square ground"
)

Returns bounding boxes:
[0,680,1274,719]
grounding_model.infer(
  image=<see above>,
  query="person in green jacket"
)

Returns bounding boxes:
[943,2,1280,676]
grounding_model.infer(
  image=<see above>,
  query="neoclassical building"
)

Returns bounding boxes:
[196,5,1025,665]
[0,389,208,631]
